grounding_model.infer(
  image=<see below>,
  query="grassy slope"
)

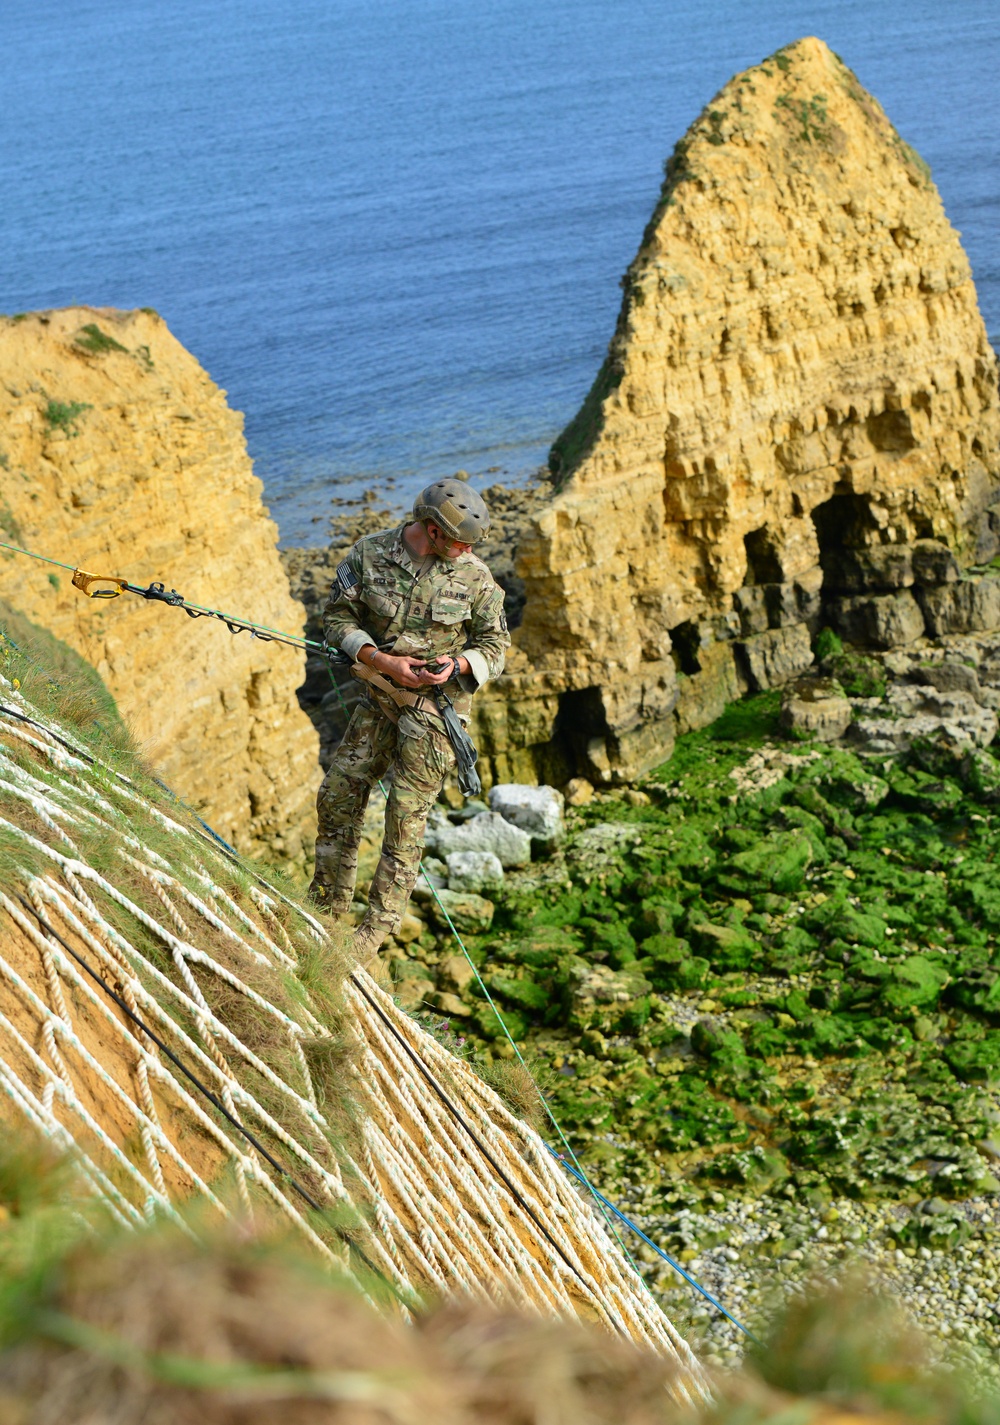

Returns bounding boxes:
[0,615,365,1232]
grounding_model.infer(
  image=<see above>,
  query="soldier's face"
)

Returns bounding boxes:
[426,523,473,560]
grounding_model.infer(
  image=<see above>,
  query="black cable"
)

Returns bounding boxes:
[349,973,626,1334]
[0,703,134,784]
[11,895,396,1296]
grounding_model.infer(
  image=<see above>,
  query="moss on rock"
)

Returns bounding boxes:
[395,690,1000,1211]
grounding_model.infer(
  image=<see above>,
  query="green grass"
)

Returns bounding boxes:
[0,600,123,735]
[42,399,91,436]
[73,322,127,356]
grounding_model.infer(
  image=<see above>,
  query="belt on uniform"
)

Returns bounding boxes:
[350,661,441,722]
[349,661,482,797]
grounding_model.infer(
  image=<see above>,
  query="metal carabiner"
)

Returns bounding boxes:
[71,568,129,600]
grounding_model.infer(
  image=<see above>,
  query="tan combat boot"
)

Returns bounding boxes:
[350,920,389,973]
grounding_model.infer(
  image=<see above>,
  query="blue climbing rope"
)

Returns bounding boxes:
[547,1147,760,1343]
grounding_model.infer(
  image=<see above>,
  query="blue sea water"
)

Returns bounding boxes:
[1,0,997,545]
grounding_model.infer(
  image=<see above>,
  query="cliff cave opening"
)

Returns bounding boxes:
[866,407,918,453]
[669,620,702,676]
[553,685,610,780]
[743,527,783,586]
[811,493,882,580]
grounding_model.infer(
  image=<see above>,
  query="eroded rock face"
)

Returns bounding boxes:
[477,37,1000,785]
[0,308,320,862]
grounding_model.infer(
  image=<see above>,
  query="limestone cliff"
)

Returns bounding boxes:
[0,307,319,861]
[477,38,1000,785]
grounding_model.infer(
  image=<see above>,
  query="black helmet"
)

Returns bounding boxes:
[413,479,490,544]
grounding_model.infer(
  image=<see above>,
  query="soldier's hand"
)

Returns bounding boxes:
[379,654,434,689]
[413,658,459,686]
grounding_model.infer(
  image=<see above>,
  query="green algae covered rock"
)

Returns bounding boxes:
[715,830,813,894]
[964,747,1000,803]
[489,925,581,967]
[796,748,889,810]
[636,896,686,936]
[898,1197,971,1251]
[691,1020,750,1074]
[634,933,712,990]
[708,1144,791,1192]
[483,971,550,1014]
[885,764,965,815]
[688,919,758,970]
[944,1032,1000,1083]
[564,961,653,1033]
[648,1073,749,1153]
[827,649,887,698]
[947,966,1000,1019]
[636,951,710,991]
[881,954,950,1011]
[805,895,887,948]
[426,889,494,934]
[471,1001,530,1042]
[579,916,637,966]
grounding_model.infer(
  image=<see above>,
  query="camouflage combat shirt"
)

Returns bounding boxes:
[323,523,510,721]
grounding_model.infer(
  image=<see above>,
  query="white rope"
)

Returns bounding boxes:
[0,681,705,1388]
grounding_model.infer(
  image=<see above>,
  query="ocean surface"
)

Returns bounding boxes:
[1,0,997,545]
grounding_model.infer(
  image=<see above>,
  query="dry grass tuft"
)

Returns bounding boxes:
[0,1141,688,1425]
[740,1270,992,1422]
[473,1056,552,1133]
[2,1141,999,1425]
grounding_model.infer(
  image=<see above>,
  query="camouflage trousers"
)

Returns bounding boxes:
[310,700,455,935]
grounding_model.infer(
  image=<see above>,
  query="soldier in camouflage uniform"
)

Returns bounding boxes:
[311,480,509,964]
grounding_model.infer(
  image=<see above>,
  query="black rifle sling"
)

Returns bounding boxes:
[433,688,481,797]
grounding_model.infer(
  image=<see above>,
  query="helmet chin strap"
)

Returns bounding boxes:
[426,523,469,556]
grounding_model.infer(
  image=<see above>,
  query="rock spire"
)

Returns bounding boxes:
[477,37,1000,785]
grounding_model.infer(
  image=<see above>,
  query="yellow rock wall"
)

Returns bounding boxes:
[479,37,1000,785]
[0,307,320,861]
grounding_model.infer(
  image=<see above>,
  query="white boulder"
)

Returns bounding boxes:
[487,784,565,843]
[425,811,531,869]
[446,850,505,896]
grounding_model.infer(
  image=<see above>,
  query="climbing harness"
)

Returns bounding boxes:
[350,659,442,721]
[0,536,753,1343]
